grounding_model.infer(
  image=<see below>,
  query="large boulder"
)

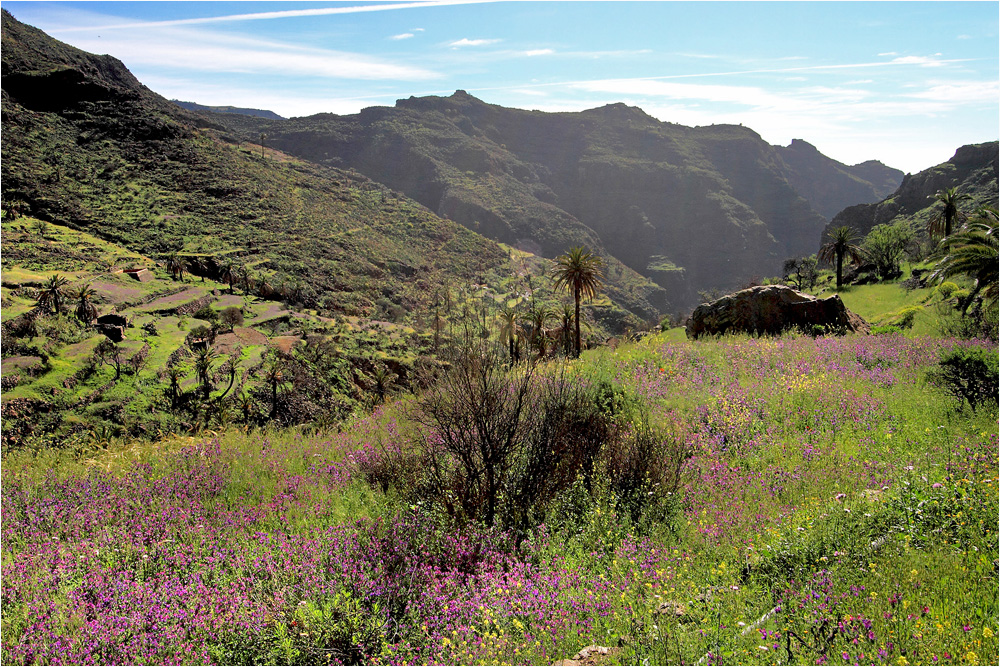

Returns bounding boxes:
[686,285,870,339]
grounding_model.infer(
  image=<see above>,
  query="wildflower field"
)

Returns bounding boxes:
[2,332,997,665]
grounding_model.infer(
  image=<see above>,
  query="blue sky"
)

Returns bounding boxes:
[5,1,998,173]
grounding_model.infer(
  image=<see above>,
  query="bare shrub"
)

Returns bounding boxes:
[412,341,535,527]
[603,407,693,523]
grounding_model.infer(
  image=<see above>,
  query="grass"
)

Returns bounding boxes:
[2,329,996,665]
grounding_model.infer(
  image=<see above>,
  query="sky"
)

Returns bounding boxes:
[4,1,998,174]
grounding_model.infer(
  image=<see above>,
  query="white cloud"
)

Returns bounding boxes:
[391,33,415,40]
[51,1,493,32]
[523,49,554,57]
[62,27,440,81]
[449,38,501,47]
[906,80,1000,103]
[890,55,948,68]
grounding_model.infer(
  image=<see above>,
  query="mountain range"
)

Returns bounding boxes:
[212,92,903,309]
[12,9,991,328]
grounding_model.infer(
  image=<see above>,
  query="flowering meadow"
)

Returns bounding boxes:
[2,332,997,665]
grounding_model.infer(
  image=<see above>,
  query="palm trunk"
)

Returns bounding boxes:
[836,252,844,289]
[574,285,582,358]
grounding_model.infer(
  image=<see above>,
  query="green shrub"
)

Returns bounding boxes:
[871,324,903,335]
[895,305,923,329]
[927,346,999,411]
[192,305,218,323]
[937,281,960,299]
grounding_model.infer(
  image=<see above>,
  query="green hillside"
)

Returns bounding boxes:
[824,142,999,246]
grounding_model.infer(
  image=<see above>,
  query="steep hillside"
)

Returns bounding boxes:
[824,142,999,243]
[1,11,512,322]
[210,91,899,308]
[775,139,902,219]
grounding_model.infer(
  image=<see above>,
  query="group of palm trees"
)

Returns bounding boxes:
[493,246,605,362]
[818,186,997,314]
[164,252,299,301]
[35,275,99,323]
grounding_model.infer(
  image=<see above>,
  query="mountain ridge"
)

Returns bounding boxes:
[206,89,903,307]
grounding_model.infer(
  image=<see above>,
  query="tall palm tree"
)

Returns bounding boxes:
[497,307,524,364]
[263,358,287,420]
[166,366,184,410]
[190,257,207,282]
[928,187,971,239]
[194,347,217,399]
[219,260,237,294]
[818,226,866,289]
[236,265,252,295]
[37,274,69,314]
[73,284,98,323]
[559,303,574,357]
[551,246,604,358]
[929,206,998,314]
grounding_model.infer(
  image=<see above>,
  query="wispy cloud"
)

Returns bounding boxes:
[391,33,416,40]
[64,28,440,81]
[906,80,1000,103]
[449,38,501,47]
[51,1,493,32]
[523,49,554,57]
[890,55,948,68]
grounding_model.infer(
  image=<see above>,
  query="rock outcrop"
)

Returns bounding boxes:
[686,285,869,339]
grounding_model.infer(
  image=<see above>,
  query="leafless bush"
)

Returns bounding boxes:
[603,408,692,523]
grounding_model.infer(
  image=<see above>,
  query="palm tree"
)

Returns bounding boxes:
[166,366,184,410]
[497,307,524,364]
[559,303,574,357]
[73,284,98,323]
[263,358,287,420]
[165,253,187,282]
[551,246,604,358]
[370,361,398,405]
[818,226,866,289]
[526,305,554,360]
[37,274,70,314]
[929,206,998,314]
[219,260,236,294]
[190,257,207,282]
[194,347,217,399]
[928,187,971,239]
[236,265,252,294]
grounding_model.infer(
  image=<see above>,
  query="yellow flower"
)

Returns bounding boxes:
[984,627,994,638]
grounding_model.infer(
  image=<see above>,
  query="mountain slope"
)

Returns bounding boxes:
[824,142,999,243]
[1,11,512,322]
[775,139,902,219]
[173,100,284,120]
[208,91,900,308]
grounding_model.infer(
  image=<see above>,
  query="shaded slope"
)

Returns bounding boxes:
[775,139,902,219]
[212,91,896,308]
